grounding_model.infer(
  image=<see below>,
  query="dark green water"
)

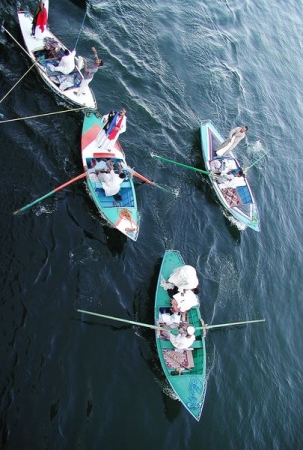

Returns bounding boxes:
[0,0,302,449]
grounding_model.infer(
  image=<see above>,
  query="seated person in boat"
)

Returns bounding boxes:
[216,170,246,190]
[52,49,76,75]
[167,265,199,294]
[170,289,199,313]
[159,308,181,326]
[91,159,111,173]
[170,326,196,350]
[97,161,126,197]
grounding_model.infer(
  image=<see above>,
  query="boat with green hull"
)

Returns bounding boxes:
[154,250,207,421]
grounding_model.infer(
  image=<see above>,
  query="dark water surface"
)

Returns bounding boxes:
[1,0,303,449]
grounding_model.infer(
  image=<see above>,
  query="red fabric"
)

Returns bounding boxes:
[36,7,48,32]
[108,116,123,140]
[221,188,241,207]
[163,349,194,369]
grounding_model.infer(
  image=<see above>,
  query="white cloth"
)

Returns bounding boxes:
[218,175,246,189]
[159,312,181,326]
[76,77,91,96]
[98,170,124,196]
[172,290,199,313]
[94,161,108,171]
[170,332,196,350]
[168,265,199,291]
[54,50,76,75]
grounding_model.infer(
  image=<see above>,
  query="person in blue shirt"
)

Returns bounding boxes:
[75,47,103,96]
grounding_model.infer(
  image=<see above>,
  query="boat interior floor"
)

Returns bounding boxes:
[33,45,82,91]
[86,157,135,208]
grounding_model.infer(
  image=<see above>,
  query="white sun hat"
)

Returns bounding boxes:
[187,326,195,336]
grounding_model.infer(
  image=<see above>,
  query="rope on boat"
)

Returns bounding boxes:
[3,26,37,63]
[0,107,87,124]
[0,62,36,104]
[74,8,88,49]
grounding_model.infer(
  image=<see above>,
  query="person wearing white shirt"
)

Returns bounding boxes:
[216,126,248,156]
[54,49,76,75]
[170,326,196,350]
[171,290,199,313]
[168,265,199,292]
[217,170,246,190]
[97,161,126,197]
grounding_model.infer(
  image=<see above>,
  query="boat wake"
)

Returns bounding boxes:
[35,204,56,216]
[248,139,264,154]
[155,378,179,401]
[222,208,247,231]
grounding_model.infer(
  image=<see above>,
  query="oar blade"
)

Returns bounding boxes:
[13,172,87,215]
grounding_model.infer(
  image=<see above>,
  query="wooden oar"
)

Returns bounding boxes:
[196,318,265,331]
[77,309,265,333]
[13,172,87,215]
[243,150,270,173]
[125,165,173,194]
[151,154,210,175]
[77,309,171,332]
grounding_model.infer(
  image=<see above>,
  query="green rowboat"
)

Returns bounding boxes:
[155,250,207,421]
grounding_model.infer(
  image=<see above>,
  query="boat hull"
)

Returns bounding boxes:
[81,112,140,241]
[200,120,260,231]
[17,10,97,110]
[155,250,207,421]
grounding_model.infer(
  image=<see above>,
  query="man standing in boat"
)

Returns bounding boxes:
[216,125,248,156]
[31,0,48,37]
[95,109,127,150]
[75,47,103,97]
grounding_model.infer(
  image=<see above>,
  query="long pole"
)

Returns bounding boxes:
[77,309,170,331]
[74,8,88,49]
[0,107,86,124]
[196,318,265,330]
[244,150,270,172]
[151,154,210,175]
[125,165,173,194]
[77,309,265,332]
[13,172,87,215]
[3,26,36,62]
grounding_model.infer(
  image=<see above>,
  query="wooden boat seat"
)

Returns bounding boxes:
[189,340,203,349]
[160,340,174,349]
[160,339,203,349]
[93,180,131,189]
[120,181,132,188]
